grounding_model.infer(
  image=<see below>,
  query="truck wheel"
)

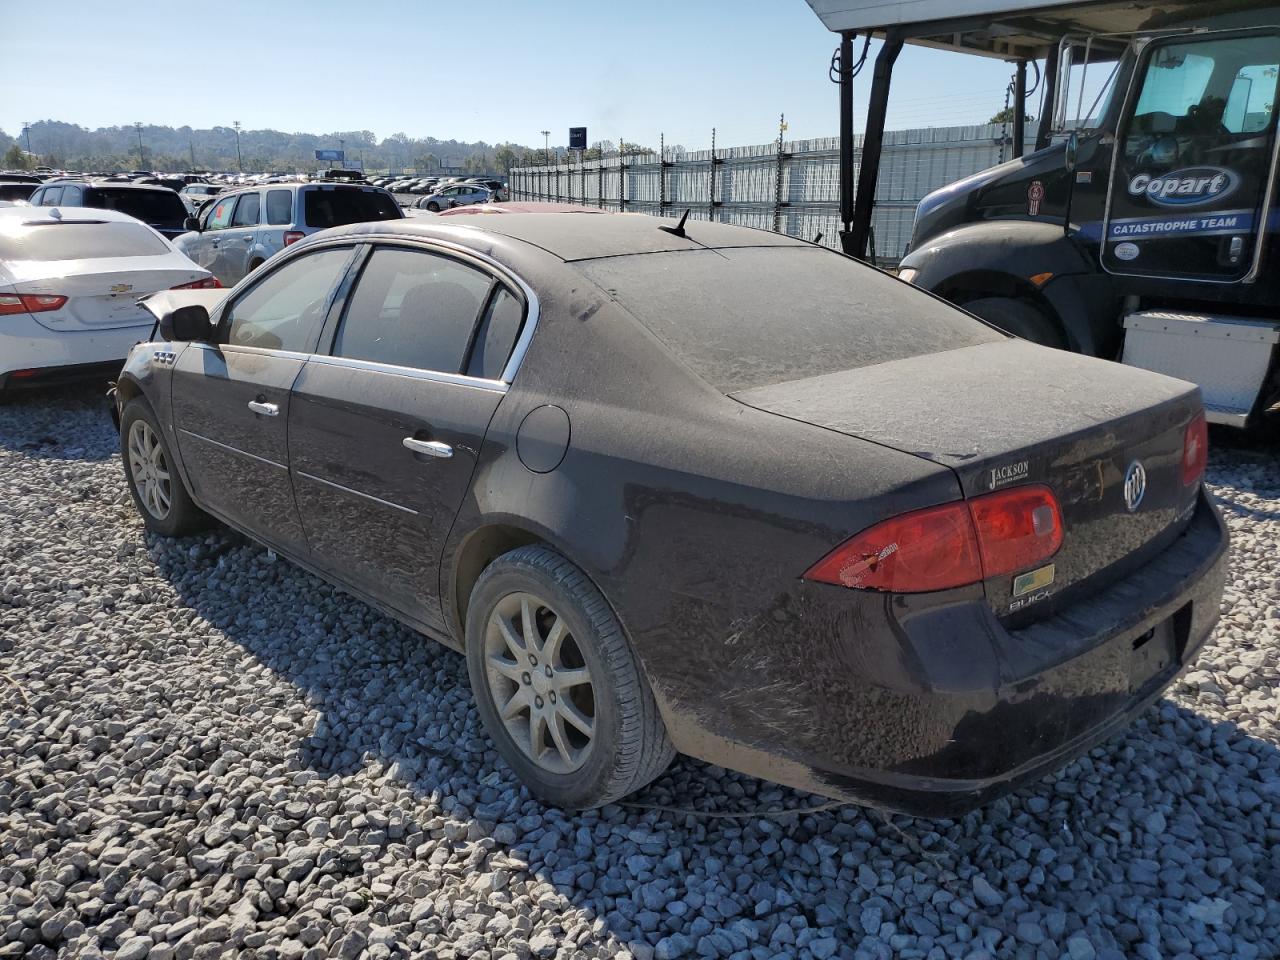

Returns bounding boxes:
[964,297,1066,349]
[465,545,675,809]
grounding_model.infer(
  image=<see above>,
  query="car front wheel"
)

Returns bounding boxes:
[465,545,675,809]
[121,397,209,537]
[426,202,440,213]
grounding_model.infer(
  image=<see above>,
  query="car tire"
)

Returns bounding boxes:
[427,202,440,213]
[963,296,1066,349]
[120,397,209,537]
[465,545,675,809]
[248,258,264,273]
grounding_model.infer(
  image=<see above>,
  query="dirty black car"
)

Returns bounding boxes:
[114,213,1228,814]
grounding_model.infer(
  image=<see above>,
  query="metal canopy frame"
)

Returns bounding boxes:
[820,0,1273,260]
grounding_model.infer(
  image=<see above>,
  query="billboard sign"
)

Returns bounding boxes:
[569,127,587,151]
[315,149,345,162]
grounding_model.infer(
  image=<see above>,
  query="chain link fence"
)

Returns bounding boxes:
[509,123,1039,265]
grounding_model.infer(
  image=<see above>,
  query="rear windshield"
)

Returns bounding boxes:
[576,247,1003,392]
[303,188,401,228]
[0,221,171,261]
[0,183,36,200]
[85,188,188,225]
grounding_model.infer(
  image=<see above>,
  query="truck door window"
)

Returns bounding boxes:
[1132,36,1280,136]
[1224,64,1279,134]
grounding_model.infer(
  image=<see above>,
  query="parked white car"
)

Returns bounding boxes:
[0,206,217,390]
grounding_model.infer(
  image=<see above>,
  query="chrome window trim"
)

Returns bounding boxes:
[179,428,288,471]
[294,470,420,515]
[197,232,541,384]
[304,353,508,392]
[186,342,314,363]
[309,232,541,385]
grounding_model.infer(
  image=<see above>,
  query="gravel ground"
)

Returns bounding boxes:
[1,385,1278,960]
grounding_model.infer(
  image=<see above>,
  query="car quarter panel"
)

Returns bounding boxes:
[435,262,968,782]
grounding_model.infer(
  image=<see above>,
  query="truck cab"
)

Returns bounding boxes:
[807,0,1280,429]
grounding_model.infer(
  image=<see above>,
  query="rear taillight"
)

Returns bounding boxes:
[804,485,1063,594]
[968,485,1063,577]
[0,294,68,316]
[171,276,221,290]
[283,231,305,246]
[1182,411,1207,486]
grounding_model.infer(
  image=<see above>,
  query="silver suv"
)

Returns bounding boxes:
[175,182,402,287]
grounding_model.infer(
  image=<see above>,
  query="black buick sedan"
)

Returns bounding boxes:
[115,212,1228,814]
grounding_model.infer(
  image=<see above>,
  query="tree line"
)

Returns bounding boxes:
[1,121,656,175]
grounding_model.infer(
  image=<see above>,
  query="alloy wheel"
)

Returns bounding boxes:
[127,420,172,520]
[483,592,596,774]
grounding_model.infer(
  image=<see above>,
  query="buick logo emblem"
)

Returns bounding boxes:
[1124,461,1147,512]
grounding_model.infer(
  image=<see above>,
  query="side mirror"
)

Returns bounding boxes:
[184,216,200,232]
[159,304,212,342]
[1064,131,1079,173]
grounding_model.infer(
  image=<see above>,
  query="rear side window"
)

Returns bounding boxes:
[266,189,292,225]
[0,221,171,261]
[232,193,260,227]
[466,287,525,380]
[223,247,353,352]
[60,185,83,206]
[333,247,492,372]
[576,247,1004,393]
[87,188,188,225]
[303,188,400,228]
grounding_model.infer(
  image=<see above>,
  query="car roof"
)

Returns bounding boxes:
[324,211,810,262]
[54,180,178,192]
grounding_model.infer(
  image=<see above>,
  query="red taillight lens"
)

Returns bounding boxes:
[804,501,983,593]
[171,276,221,290]
[805,485,1063,594]
[968,484,1062,578]
[1182,411,1207,486]
[0,294,67,315]
[283,231,305,246]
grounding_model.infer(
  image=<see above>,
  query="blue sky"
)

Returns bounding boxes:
[3,0,1027,150]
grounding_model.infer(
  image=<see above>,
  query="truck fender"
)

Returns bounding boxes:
[901,221,1117,355]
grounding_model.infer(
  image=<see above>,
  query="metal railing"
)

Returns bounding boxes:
[510,123,1040,265]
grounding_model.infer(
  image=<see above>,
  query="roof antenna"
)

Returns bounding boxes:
[658,208,691,238]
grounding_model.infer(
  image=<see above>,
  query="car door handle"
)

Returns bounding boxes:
[247,400,279,417]
[403,437,453,458]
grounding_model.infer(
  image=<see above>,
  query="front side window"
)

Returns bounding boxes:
[232,192,260,227]
[40,187,63,206]
[222,247,353,352]
[1132,35,1279,135]
[332,246,493,372]
[204,196,236,230]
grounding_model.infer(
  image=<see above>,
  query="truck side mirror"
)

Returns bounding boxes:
[159,304,212,342]
[1064,131,1079,173]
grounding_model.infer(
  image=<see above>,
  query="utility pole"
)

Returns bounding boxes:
[541,130,550,165]
[339,138,345,164]
[233,121,243,173]
[22,122,32,155]
[189,139,196,170]
[135,122,145,169]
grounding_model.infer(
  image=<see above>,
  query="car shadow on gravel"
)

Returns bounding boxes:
[145,523,1280,957]
[0,382,119,462]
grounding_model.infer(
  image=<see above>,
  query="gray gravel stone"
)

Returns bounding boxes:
[2,387,1278,960]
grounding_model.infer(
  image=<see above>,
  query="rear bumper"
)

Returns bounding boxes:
[0,316,149,390]
[657,490,1229,817]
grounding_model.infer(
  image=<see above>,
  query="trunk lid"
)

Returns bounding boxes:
[15,267,206,331]
[732,339,1202,621]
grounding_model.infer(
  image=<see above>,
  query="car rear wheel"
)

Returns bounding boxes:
[465,545,675,809]
[121,397,208,537]
[964,296,1066,349]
